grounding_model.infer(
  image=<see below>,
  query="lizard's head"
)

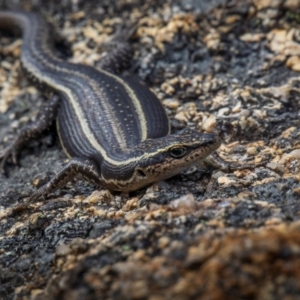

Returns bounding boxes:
[101,128,221,191]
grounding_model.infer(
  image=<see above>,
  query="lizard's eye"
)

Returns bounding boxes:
[169,147,186,158]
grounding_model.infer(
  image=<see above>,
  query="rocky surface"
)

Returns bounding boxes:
[1,0,300,299]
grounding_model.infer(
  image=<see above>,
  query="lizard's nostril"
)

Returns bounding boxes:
[137,169,146,177]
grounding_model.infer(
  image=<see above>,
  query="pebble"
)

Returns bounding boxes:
[174,111,188,123]
[286,56,300,71]
[170,194,197,210]
[225,15,241,25]
[160,82,175,95]
[83,190,113,204]
[253,0,282,10]
[247,147,259,156]
[284,0,300,9]
[122,197,139,212]
[217,176,238,187]
[162,98,180,109]
[266,162,285,173]
[240,33,264,42]
[265,218,282,226]
[201,114,217,132]
[203,31,220,50]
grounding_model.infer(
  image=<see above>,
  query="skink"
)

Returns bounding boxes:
[0,11,221,200]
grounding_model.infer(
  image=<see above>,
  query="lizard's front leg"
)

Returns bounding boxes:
[29,157,103,201]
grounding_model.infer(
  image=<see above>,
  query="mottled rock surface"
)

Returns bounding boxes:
[1,0,300,299]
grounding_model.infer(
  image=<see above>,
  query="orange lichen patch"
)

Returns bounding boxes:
[166,14,199,35]
[137,13,198,52]
[253,0,283,10]
[201,114,217,132]
[282,149,300,160]
[67,11,86,21]
[216,141,267,166]
[160,82,175,95]
[45,222,300,299]
[286,55,300,71]
[85,207,107,218]
[217,176,240,187]
[190,224,299,297]
[162,98,181,109]
[174,102,197,123]
[240,33,265,42]
[122,197,139,212]
[203,29,221,50]
[1,39,22,56]
[267,28,300,71]
[257,83,291,100]
[0,60,22,113]
[5,221,27,236]
[283,174,300,182]
[281,126,297,139]
[83,190,113,204]
[224,15,241,25]
[284,0,300,9]
[252,177,279,186]
[183,222,300,299]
